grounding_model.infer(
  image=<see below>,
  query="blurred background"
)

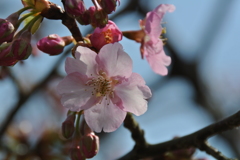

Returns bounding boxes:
[0,0,240,160]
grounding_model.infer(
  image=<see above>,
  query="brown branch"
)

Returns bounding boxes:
[119,111,240,160]
[41,1,83,42]
[124,113,148,148]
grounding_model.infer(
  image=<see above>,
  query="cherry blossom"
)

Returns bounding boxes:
[57,43,151,132]
[140,4,175,76]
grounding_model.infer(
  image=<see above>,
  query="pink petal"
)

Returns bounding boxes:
[65,57,87,75]
[114,73,152,116]
[84,98,127,132]
[154,4,176,14]
[145,4,175,42]
[146,48,171,76]
[75,46,98,77]
[96,43,132,78]
[145,11,162,41]
[57,72,97,111]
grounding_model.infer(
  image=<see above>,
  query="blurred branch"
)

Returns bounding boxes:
[0,45,73,140]
[119,110,240,160]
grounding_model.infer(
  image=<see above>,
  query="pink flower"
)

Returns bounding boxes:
[90,20,122,50]
[57,43,151,132]
[140,4,175,76]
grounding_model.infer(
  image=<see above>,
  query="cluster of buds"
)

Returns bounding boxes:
[0,10,33,66]
[0,0,51,66]
[62,111,99,160]
[64,0,120,28]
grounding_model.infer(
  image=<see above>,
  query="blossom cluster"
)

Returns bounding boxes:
[0,0,176,159]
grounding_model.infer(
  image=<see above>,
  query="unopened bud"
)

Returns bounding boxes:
[62,112,76,139]
[80,132,99,158]
[100,0,120,14]
[90,20,122,50]
[0,19,15,44]
[37,34,74,55]
[88,6,108,28]
[64,0,86,17]
[11,30,32,60]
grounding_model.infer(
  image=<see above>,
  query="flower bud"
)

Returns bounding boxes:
[100,0,120,14]
[37,34,73,55]
[11,30,32,60]
[0,19,15,44]
[64,0,86,17]
[88,6,108,28]
[80,132,99,158]
[62,112,76,139]
[90,20,122,50]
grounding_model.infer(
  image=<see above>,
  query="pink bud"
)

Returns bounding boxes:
[100,0,120,14]
[62,112,76,139]
[37,34,73,55]
[88,6,108,28]
[90,20,122,50]
[0,19,15,44]
[64,0,86,17]
[80,132,99,158]
[11,30,32,60]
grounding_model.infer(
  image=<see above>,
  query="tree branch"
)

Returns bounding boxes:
[41,1,83,42]
[119,111,240,160]
[124,113,148,148]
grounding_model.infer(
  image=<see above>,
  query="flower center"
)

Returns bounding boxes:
[85,73,114,104]
[102,29,113,44]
